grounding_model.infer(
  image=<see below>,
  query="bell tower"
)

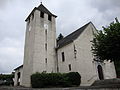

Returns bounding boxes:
[21,3,57,87]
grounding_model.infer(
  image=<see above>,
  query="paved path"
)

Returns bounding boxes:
[0,86,120,90]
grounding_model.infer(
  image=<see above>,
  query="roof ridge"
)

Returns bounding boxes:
[38,4,52,14]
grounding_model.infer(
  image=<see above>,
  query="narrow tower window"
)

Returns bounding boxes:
[48,15,52,21]
[45,29,47,41]
[62,52,65,62]
[45,58,47,64]
[45,29,47,36]
[45,43,47,51]
[40,11,44,18]
[69,64,71,71]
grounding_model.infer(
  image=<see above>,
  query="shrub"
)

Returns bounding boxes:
[0,74,14,86]
[31,72,81,88]
[66,72,81,86]
[31,72,45,88]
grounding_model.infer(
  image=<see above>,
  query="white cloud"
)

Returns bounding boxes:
[0,38,23,73]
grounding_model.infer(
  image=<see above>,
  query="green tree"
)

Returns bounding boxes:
[92,18,120,78]
[57,33,64,42]
[0,74,14,86]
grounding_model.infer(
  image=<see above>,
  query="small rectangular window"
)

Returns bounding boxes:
[45,29,47,41]
[45,43,47,51]
[48,15,52,21]
[45,29,47,36]
[40,11,44,18]
[74,45,77,58]
[69,64,71,71]
[45,58,47,64]
[62,52,65,62]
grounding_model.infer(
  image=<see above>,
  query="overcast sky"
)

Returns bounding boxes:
[0,0,120,74]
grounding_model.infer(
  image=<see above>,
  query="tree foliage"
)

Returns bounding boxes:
[92,18,120,62]
[0,74,14,81]
[57,33,64,42]
[91,18,120,77]
[0,74,14,86]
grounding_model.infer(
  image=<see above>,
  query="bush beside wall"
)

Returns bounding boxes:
[31,72,81,88]
[66,72,81,86]
[0,74,14,86]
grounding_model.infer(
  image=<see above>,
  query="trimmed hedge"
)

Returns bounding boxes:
[31,72,81,88]
[66,72,81,86]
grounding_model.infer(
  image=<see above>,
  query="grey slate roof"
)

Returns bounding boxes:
[37,4,57,17]
[14,65,23,70]
[25,4,57,21]
[57,22,91,49]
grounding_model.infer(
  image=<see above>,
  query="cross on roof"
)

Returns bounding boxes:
[40,0,42,4]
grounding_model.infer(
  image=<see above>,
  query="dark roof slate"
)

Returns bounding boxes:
[37,4,57,17]
[14,65,23,70]
[25,4,57,21]
[57,22,91,49]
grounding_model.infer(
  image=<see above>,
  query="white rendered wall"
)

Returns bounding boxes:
[14,67,23,86]
[21,12,35,87]
[104,61,116,79]
[32,10,56,73]
[93,60,116,80]
[74,23,97,86]
[57,23,96,86]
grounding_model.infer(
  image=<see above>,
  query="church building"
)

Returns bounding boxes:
[14,3,116,87]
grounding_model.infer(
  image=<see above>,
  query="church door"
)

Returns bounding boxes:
[97,65,104,80]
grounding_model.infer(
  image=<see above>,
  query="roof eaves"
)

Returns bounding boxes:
[25,7,37,22]
[57,40,74,49]
[14,65,23,71]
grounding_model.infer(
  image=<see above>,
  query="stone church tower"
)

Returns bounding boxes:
[21,4,57,87]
